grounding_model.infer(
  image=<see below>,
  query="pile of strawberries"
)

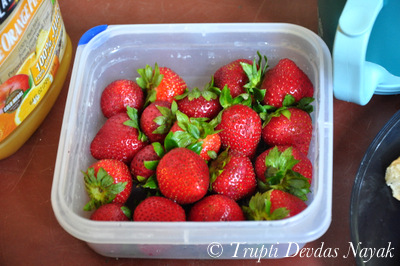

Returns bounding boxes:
[82,53,315,222]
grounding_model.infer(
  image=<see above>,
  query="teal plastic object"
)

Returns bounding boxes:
[333,0,400,105]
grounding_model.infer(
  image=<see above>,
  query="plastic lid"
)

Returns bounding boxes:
[78,25,108,46]
[333,0,400,105]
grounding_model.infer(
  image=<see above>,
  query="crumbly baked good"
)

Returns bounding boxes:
[385,157,400,201]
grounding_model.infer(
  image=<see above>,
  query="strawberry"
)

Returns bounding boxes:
[254,146,311,201]
[100,79,145,118]
[261,107,312,155]
[130,142,165,182]
[164,110,221,161]
[136,63,187,104]
[140,100,176,143]
[243,190,307,220]
[255,145,312,183]
[156,147,209,204]
[133,196,186,221]
[215,104,261,158]
[213,59,253,98]
[199,133,221,161]
[90,203,132,221]
[0,74,30,114]
[90,107,148,164]
[176,86,222,120]
[260,58,314,108]
[209,149,257,201]
[83,159,133,211]
[188,194,245,221]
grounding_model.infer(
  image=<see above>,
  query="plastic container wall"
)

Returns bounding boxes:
[51,23,333,259]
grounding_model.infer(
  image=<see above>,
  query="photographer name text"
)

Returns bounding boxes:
[207,241,395,262]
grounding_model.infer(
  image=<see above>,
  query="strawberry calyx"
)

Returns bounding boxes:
[136,142,165,189]
[121,205,133,220]
[123,106,148,142]
[175,77,220,102]
[208,148,231,190]
[138,175,159,190]
[242,191,289,220]
[255,94,315,118]
[83,167,127,211]
[136,63,164,105]
[151,100,178,135]
[164,110,221,156]
[241,51,268,102]
[259,105,290,127]
[292,96,314,114]
[257,146,310,201]
[218,85,252,109]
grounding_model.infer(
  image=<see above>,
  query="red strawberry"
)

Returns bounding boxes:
[133,196,186,221]
[130,142,165,182]
[262,107,312,155]
[188,194,245,221]
[209,149,257,201]
[100,79,144,118]
[215,104,261,158]
[156,147,209,204]
[90,107,148,164]
[140,100,176,143]
[176,83,222,120]
[90,203,132,221]
[165,111,221,161]
[254,146,311,201]
[83,159,133,211]
[261,58,314,108]
[243,190,307,220]
[199,133,221,161]
[0,74,30,114]
[213,59,253,98]
[136,63,187,104]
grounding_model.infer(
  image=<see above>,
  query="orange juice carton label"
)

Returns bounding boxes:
[0,0,67,142]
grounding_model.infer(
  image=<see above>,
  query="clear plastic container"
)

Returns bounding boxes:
[0,0,72,160]
[51,23,333,259]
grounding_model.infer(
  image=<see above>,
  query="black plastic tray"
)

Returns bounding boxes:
[351,110,400,265]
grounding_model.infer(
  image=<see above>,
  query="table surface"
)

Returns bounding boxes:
[2,0,400,265]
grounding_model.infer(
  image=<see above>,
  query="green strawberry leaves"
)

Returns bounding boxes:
[258,95,314,123]
[83,167,127,211]
[136,63,164,105]
[294,96,315,114]
[141,175,159,190]
[175,78,220,102]
[152,101,178,134]
[121,206,133,220]
[164,109,220,155]
[208,148,230,190]
[136,142,165,189]
[219,85,252,109]
[241,51,268,102]
[151,141,165,158]
[123,106,148,142]
[242,191,289,221]
[258,146,310,201]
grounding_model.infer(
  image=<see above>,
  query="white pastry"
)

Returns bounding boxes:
[385,157,400,201]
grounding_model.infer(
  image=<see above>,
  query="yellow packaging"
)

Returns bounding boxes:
[0,0,72,160]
